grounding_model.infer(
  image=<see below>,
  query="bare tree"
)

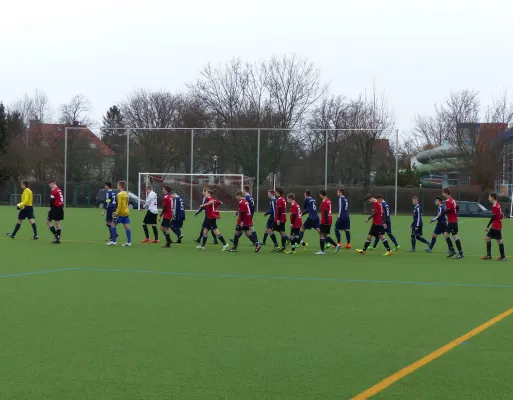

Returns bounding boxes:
[9,89,53,126]
[59,94,93,126]
[486,90,513,124]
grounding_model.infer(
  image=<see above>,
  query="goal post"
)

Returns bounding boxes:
[137,173,255,212]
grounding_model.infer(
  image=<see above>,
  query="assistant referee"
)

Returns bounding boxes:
[5,181,38,239]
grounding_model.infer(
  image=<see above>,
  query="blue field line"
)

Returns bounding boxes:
[67,267,513,289]
[0,268,75,279]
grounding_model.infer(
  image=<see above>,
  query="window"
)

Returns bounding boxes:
[468,203,479,212]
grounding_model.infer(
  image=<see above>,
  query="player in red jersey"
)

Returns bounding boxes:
[160,186,173,248]
[229,191,261,253]
[356,194,392,255]
[272,187,288,252]
[197,189,229,251]
[442,187,463,259]
[316,190,340,255]
[46,179,64,244]
[482,192,506,261]
[285,193,303,253]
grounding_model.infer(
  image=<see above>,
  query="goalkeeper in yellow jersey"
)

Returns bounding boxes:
[107,181,132,247]
[6,181,38,240]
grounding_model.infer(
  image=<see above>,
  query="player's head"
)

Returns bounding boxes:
[202,187,209,195]
[243,185,250,194]
[267,189,275,199]
[337,187,345,197]
[412,196,419,205]
[275,187,284,196]
[171,191,178,198]
[117,181,126,191]
[162,185,171,195]
[319,189,327,199]
[375,194,384,203]
[489,192,497,203]
[21,181,29,190]
[48,179,57,189]
[104,182,112,190]
[286,193,295,204]
[364,193,375,203]
[235,190,244,200]
[304,189,312,198]
[146,185,152,193]
[207,189,214,197]
[435,196,443,206]
[442,187,451,198]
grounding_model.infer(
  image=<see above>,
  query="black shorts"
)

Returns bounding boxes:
[290,227,301,236]
[320,224,331,235]
[204,218,218,231]
[171,220,184,229]
[412,225,423,236]
[18,206,35,220]
[161,218,171,228]
[266,217,274,229]
[236,224,252,232]
[433,223,446,235]
[369,224,385,237]
[143,211,158,225]
[445,222,458,235]
[47,207,64,222]
[273,222,286,232]
[487,228,502,240]
[335,219,350,230]
[105,209,114,223]
[303,217,320,230]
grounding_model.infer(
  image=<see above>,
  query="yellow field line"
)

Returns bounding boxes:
[351,306,513,400]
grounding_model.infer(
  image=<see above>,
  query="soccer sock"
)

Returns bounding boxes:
[270,233,278,246]
[31,223,37,237]
[233,233,242,247]
[12,223,21,237]
[56,228,61,238]
[388,233,398,247]
[176,228,182,239]
[247,233,257,245]
[143,225,149,239]
[110,227,117,242]
[345,230,351,244]
[152,226,159,240]
[455,238,462,254]
[165,232,171,245]
[197,228,203,241]
[416,235,429,245]
[49,226,57,237]
[281,235,287,249]
[430,236,437,249]
[202,235,207,246]
[212,230,218,243]
[217,234,227,245]
[335,229,341,243]
[411,235,416,249]
[290,237,296,251]
[382,238,391,251]
[106,223,111,237]
[499,243,505,258]
[373,237,379,248]
[263,232,268,243]
[446,237,454,251]
[251,231,258,244]
[126,229,131,244]
[298,231,305,244]
[327,237,337,246]
[486,241,492,256]
[320,237,325,251]
[363,239,371,251]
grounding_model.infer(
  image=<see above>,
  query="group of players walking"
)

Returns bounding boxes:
[4,181,506,260]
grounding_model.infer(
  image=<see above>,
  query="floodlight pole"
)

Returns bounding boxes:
[394,128,399,216]
[190,128,194,210]
[325,129,329,190]
[64,127,68,207]
[256,129,260,212]
[126,130,130,191]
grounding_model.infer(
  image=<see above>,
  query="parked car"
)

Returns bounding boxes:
[96,189,141,210]
[451,200,493,218]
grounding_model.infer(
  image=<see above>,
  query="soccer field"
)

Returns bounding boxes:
[1,206,512,400]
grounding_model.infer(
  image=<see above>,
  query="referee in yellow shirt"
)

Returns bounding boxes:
[6,181,38,239]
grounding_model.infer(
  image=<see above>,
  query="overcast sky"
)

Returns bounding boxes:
[2,0,512,136]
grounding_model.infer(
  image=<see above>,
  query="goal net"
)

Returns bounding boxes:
[10,194,42,207]
[137,173,255,211]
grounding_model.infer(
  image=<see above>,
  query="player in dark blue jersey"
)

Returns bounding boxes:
[101,182,118,242]
[408,196,430,252]
[194,187,218,245]
[262,189,278,247]
[171,192,185,243]
[335,188,351,249]
[425,196,447,252]
[370,198,399,251]
[243,185,255,216]
[297,189,320,251]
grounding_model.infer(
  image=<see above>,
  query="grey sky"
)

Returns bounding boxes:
[3,0,512,136]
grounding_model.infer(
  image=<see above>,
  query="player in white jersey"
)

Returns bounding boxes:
[141,185,159,243]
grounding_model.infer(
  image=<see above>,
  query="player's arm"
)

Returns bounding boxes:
[486,214,495,229]
[416,208,421,227]
[290,210,297,226]
[114,194,121,215]
[17,190,28,209]
[302,200,309,216]
[365,209,375,222]
[277,202,285,222]
[431,212,441,223]
[238,209,245,226]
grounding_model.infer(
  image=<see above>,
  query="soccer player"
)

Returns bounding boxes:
[334,188,351,249]
[46,179,64,244]
[297,189,320,251]
[482,192,506,261]
[6,181,38,240]
[317,190,340,255]
[272,187,288,252]
[101,182,118,242]
[408,196,430,252]
[141,185,159,243]
[196,189,229,251]
[171,191,185,243]
[286,193,303,254]
[442,187,463,259]
[425,196,447,252]
[107,181,131,247]
[243,185,255,216]
[194,187,218,245]
[370,196,399,251]
[262,189,277,246]
[160,186,173,248]
[229,191,261,252]
[356,194,392,256]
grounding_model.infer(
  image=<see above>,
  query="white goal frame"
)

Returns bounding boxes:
[10,194,42,207]
[138,173,247,211]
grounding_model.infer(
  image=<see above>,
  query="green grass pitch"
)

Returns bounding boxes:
[1,206,513,400]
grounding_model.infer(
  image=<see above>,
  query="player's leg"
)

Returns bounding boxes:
[124,223,132,245]
[269,225,279,248]
[262,228,269,245]
[344,229,351,247]
[28,218,38,238]
[288,231,296,252]
[213,227,228,249]
[108,221,118,244]
[317,233,326,254]
[409,228,416,252]
[162,223,172,247]
[7,218,23,238]
[371,236,380,250]
[279,228,287,250]
[142,224,150,242]
[232,227,242,250]
[452,232,463,257]
[415,225,429,246]
[379,233,392,253]
[200,227,209,247]
[483,232,492,259]
[444,229,455,256]
[497,236,506,260]
[427,231,437,252]
[151,224,159,242]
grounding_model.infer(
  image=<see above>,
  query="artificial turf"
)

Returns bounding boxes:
[1,206,512,399]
